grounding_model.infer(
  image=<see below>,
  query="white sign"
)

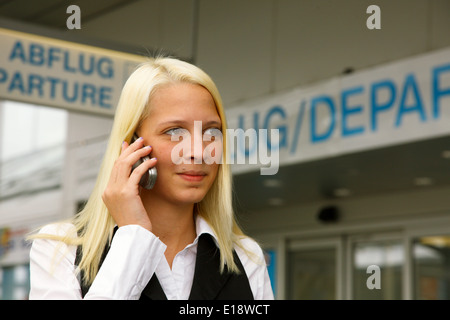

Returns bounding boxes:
[226,47,450,174]
[0,28,147,116]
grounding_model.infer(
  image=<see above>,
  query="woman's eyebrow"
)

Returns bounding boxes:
[157,119,222,128]
[203,120,222,128]
[157,119,187,127]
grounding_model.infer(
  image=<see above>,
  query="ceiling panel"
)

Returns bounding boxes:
[233,135,450,212]
[0,0,136,28]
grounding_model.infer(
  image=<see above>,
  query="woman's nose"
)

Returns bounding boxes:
[190,122,205,164]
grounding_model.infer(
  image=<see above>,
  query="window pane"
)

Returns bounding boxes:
[0,265,30,300]
[288,248,336,299]
[1,101,67,161]
[0,100,67,200]
[413,235,450,300]
[352,239,403,299]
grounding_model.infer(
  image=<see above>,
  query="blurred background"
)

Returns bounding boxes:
[1,0,450,300]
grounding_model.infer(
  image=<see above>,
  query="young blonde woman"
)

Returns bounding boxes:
[28,56,274,300]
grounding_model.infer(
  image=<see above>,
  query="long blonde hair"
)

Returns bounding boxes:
[31,56,245,285]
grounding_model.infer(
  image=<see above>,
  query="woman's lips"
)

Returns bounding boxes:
[177,171,207,182]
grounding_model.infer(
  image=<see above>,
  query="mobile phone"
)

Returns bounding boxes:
[131,134,157,189]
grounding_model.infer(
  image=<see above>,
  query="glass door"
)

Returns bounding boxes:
[412,234,450,299]
[287,238,343,300]
[347,232,404,299]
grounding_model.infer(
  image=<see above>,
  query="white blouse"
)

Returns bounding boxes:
[29,217,274,300]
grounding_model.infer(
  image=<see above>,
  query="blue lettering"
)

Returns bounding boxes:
[9,41,26,62]
[98,57,114,79]
[8,72,25,94]
[62,80,78,102]
[81,83,96,105]
[99,86,112,108]
[48,47,61,67]
[79,54,94,76]
[29,43,45,66]
[432,63,450,119]
[63,51,76,73]
[46,77,60,99]
[310,95,336,143]
[290,100,306,154]
[28,74,44,97]
[0,68,7,83]
[341,86,365,137]
[396,74,426,127]
[263,105,287,149]
[370,79,396,131]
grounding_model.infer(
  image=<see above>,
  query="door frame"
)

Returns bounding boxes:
[345,231,405,299]
[287,236,345,299]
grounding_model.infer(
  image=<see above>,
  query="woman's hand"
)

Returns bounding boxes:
[102,137,157,232]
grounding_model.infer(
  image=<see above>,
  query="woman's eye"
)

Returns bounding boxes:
[203,128,222,140]
[165,128,189,138]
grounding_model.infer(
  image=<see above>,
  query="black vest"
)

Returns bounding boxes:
[75,232,254,300]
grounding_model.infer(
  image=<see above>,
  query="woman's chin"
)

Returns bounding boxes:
[175,191,207,205]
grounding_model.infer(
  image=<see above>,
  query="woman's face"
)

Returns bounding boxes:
[138,82,222,205]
